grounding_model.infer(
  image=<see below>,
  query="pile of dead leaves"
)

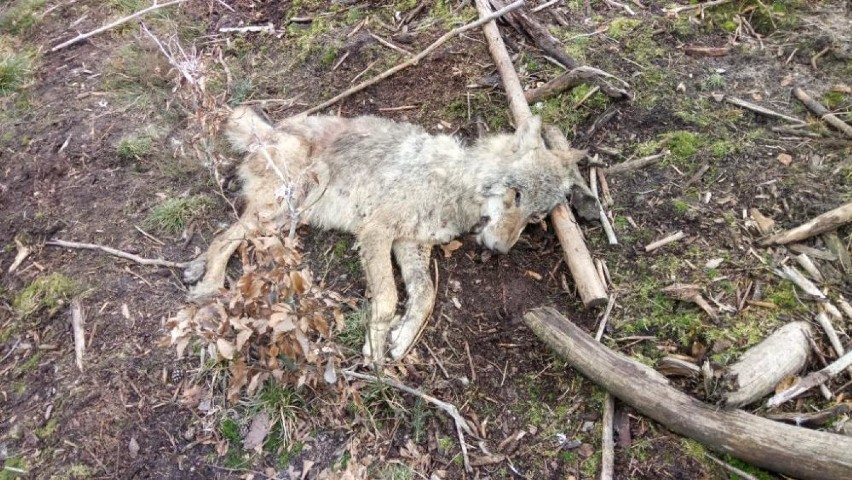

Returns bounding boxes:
[166,234,351,402]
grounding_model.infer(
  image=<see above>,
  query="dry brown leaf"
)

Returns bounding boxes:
[216,338,236,360]
[777,153,793,166]
[750,208,776,234]
[440,240,463,258]
[235,330,252,352]
[775,375,799,393]
[242,411,271,452]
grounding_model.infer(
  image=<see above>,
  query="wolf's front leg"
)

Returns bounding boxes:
[186,209,255,301]
[389,241,435,359]
[359,233,398,365]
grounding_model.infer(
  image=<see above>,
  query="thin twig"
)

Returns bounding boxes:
[792,86,852,138]
[51,0,188,52]
[369,31,413,56]
[724,96,806,125]
[296,0,525,116]
[644,231,685,252]
[343,370,475,472]
[706,454,759,480]
[665,0,733,15]
[70,299,86,372]
[605,152,667,174]
[767,350,852,407]
[46,239,190,269]
[590,166,617,245]
[531,0,561,13]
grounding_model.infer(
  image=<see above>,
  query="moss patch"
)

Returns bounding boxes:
[145,195,213,235]
[12,273,82,319]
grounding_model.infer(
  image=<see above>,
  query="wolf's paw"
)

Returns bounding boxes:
[182,256,207,284]
[388,323,418,360]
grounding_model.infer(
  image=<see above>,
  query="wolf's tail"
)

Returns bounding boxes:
[226,106,274,152]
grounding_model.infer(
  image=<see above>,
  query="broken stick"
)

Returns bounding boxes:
[476,0,608,307]
[51,0,188,52]
[491,0,578,69]
[46,239,190,269]
[343,370,475,472]
[792,87,852,139]
[70,299,86,372]
[524,307,852,480]
[759,201,852,245]
[297,0,524,117]
[723,96,806,125]
[525,66,631,104]
[767,349,852,408]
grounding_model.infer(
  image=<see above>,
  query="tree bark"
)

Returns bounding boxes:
[523,307,852,480]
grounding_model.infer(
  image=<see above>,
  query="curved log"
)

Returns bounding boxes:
[523,307,852,480]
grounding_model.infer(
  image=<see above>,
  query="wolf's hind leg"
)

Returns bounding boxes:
[389,241,435,360]
[359,233,398,364]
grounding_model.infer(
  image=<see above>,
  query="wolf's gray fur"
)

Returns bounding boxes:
[188,107,583,362]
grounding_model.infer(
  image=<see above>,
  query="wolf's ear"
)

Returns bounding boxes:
[226,106,274,152]
[513,115,543,153]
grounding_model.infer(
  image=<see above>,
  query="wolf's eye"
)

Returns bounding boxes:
[514,190,522,206]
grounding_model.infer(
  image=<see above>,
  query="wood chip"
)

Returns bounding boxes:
[683,45,731,57]
[777,153,793,165]
[750,208,775,234]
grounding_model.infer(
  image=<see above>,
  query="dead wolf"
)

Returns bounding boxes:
[187,107,584,363]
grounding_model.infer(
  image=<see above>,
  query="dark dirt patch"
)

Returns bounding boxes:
[2,1,851,479]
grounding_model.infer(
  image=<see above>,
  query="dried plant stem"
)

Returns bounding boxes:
[46,239,190,269]
[71,299,86,372]
[343,370,475,472]
[297,0,525,116]
[51,0,188,52]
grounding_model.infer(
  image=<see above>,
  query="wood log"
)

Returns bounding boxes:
[721,321,812,408]
[523,307,852,480]
[475,0,608,307]
[759,201,852,245]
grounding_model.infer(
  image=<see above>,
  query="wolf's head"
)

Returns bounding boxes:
[474,116,585,254]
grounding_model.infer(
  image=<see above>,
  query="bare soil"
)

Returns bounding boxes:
[1,1,851,479]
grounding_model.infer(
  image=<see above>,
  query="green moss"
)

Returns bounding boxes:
[660,131,703,162]
[710,140,736,158]
[145,195,213,235]
[59,464,93,479]
[0,0,46,35]
[672,199,690,215]
[219,417,241,443]
[35,418,59,439]
[116,132,154,160]
[18,350,43,373]
[13,273,82,319]
[608,17,642,40]
[822,91,848,110]
[0,456,27,479]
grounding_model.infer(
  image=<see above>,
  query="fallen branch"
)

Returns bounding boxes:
[596,296,616,480]
[665,0,734,15]
[644,231,685,252]
[792,87,852,139]
[605,152,667,175]
[296,0,525,117]
[525,66,631,104]
[476,0,608,307]
[775,265,825,299]
[219,24,275,34]
[51,0,188,52]
[523,307,852,480]
[815,311,847,361]
[723,96,806,125]
[759,201,852,245]
[603,0,636,16]
[589,168,616,244]
[46,239,190,269]
[767,350,852,408]
[70,299,86,372]
[721,321,812,408]
[491,0,578,69]
[343,370,475,472]
[662,284,717,320]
